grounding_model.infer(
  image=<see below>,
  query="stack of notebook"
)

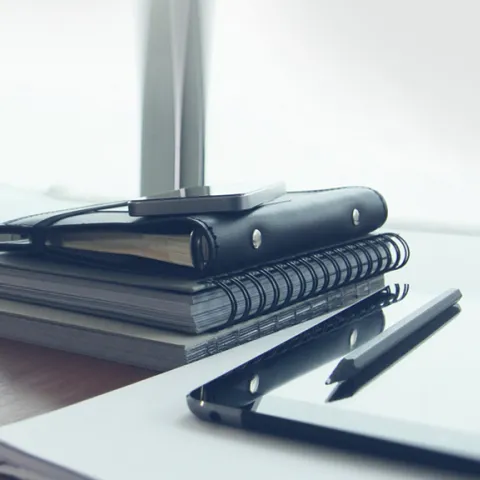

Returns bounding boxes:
[0,187,410,371]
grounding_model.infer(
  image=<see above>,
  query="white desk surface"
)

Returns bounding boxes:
[0,230,477,478]
[0,188,477,479]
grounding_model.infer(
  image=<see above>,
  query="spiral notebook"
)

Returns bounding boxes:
[0,276,386,371]
[0,233,409,334]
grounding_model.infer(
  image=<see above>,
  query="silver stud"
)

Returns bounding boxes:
[252,229,262,249]
[349,328,358,349]
[352,208,360,226]
[249,374,260,394]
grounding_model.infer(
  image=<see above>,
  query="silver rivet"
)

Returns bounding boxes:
[349,328,358,349]
[249,374,260,394]
[352,208,360,226]
[252,229,262,249]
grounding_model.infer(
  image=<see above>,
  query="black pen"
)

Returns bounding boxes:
[325,288,462,386]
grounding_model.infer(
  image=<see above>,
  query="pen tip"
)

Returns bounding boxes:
[325,378,332,385]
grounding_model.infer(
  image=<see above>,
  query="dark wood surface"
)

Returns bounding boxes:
[0,338,156,426]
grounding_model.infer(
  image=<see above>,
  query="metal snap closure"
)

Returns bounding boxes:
[349,328,358,349]
[252,229,262,249]
[352,208,360,226]
[249,374,260,394]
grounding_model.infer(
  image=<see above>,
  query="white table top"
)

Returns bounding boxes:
[0,229,477,479]
[0,186,477,479]
[0,315,471,480]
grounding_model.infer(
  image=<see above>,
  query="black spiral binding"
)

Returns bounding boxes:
[233,282,410,372]
[271,264,295,307]
[256,267,281,313]
[296,257,318,298]
[212,233,410,327]
[271,283,411,358]
[244,272,268,317]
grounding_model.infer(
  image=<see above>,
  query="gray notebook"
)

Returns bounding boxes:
[0,276,384,371]
[0,232,406,334]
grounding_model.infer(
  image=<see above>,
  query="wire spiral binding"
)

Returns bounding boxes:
[231,282,410,372]
[212,233,410,327]
[264,285,406,361]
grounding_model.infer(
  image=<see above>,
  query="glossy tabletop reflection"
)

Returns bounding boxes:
[192,284,480,465]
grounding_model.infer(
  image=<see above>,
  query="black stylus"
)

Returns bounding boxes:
[325,288,462,385]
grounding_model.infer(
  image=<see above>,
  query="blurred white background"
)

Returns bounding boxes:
[0,0,479,230]
[205,0,480,231]
[0,0,142,200]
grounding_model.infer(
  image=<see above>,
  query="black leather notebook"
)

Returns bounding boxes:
[0,187,388,275]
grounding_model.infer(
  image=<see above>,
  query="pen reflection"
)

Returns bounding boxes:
[326,303,461,403]
[193,285,409,409]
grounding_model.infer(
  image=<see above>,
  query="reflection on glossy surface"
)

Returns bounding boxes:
[191,285,408,408]
[188,284,480,474]
[254,286,478,435]
[327,304,461,402]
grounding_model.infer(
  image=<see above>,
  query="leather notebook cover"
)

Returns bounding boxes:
[0,187,388,276]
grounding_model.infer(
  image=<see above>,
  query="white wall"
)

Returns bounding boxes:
[0,0,142,199]
[205,0,480,231]
[1,1,480,230]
